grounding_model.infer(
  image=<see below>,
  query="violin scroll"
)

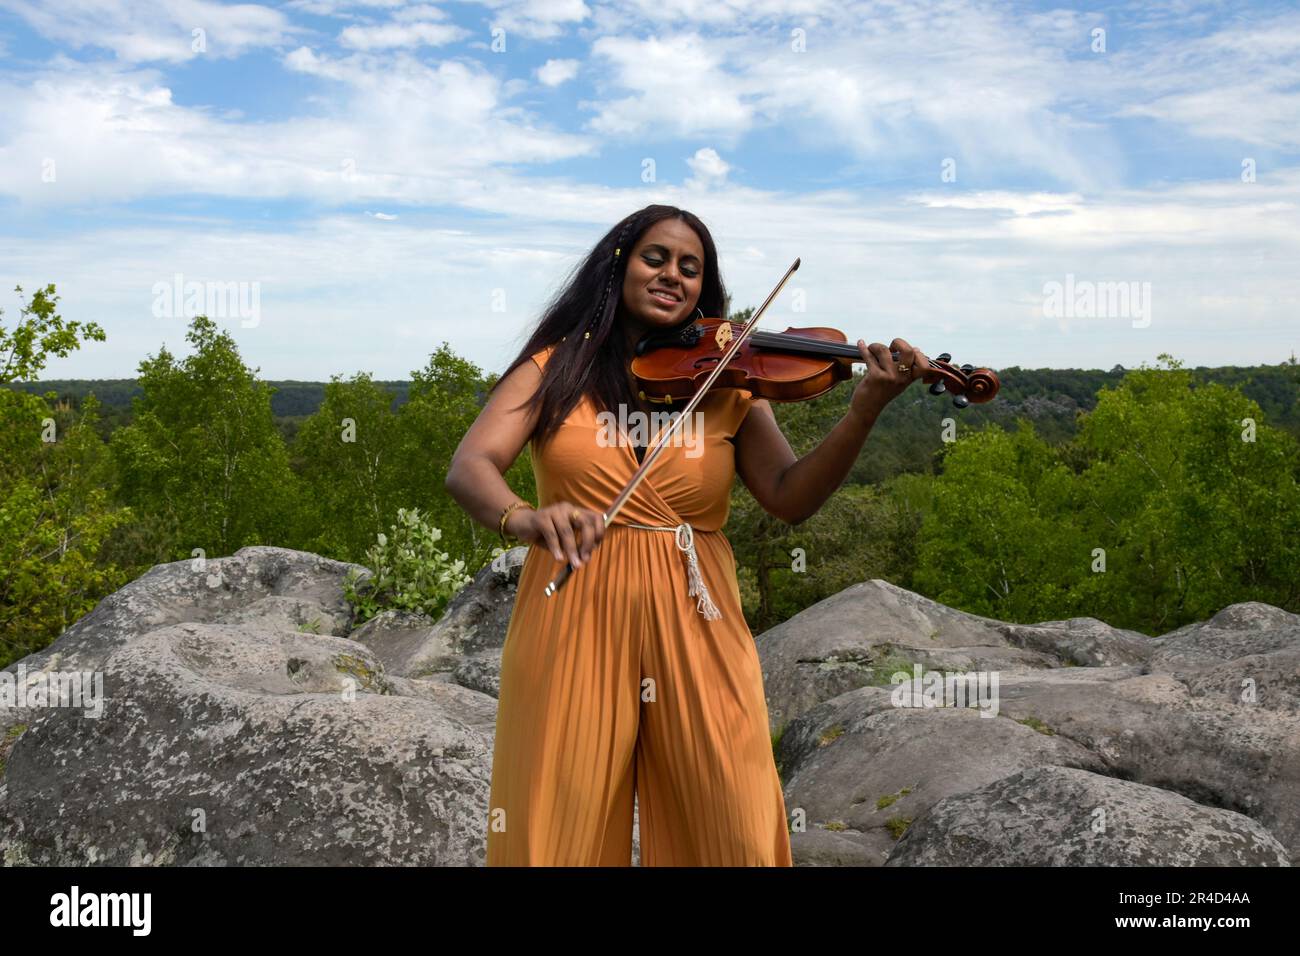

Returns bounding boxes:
[921,351,1000,409]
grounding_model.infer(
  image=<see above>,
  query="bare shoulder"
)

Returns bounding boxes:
[491,351,544,411]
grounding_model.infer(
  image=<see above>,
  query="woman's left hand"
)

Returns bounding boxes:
[849,337,929,422]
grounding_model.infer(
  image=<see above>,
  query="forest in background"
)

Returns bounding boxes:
[3,282,1298,669]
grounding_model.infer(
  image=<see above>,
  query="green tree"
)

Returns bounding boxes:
[726,373,922,631]
[732,481,922,632]
[910,356,1300,634]
[0,283,105,384]
[395,343,535,571]
[292,373,403,562]
[912,422,1088,622]
[1073,355,1300,630]
[0,284,128,668]
[0,393,134,667]
[109,315,299,561]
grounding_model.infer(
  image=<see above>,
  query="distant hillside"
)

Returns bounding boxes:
[6,379,413,417]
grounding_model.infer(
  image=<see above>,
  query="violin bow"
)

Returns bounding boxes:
[543,256,802,598]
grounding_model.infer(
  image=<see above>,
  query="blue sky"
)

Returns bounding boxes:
[0,0,1297,380]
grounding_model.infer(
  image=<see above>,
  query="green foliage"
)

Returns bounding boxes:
[291,372,405,562]
[343,507,474,625]
[1072,355,1300,630]
[1016,716,1056,735]
[0,473,132,668]
[0,724,29,778]
[0,285,130,668]
[391,343,535,571]
[884,816,913,840]
[108,315,300,564]
[912,355,1300,634]
[0,284,105,384]
[727,384,924,632]
[913,422,1089,621]
[731,481,922,633]
[288,345,534,573]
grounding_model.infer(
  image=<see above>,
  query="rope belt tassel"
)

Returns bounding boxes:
[624,521,723,621]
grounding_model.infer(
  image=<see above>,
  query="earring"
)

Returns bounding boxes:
[694,306,704,321]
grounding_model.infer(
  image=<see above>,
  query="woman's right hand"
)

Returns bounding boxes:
[508,502,607,568]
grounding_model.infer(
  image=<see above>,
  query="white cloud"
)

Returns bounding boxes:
[685,147,730,187]
[284,0,409,14]
[0,0,296,63]
[589,0,838,30]
[338,20,465,50]
[473,0,591,41]
[584,33,754,140]
[0,54,595,206]
[577,2,1300,188]
[574,8,1114,189]
[6,169,1298,379]
[913,192,1085,217]
[536,58,579,87]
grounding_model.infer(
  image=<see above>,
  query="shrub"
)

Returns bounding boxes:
[343,507,473,624]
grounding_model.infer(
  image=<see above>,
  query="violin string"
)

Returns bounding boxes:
[720,321,944,370]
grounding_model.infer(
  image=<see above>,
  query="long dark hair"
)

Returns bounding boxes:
[493,204,728,449]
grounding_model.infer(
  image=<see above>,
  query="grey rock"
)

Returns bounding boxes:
[5,546,365,678]
[1,622,490,866]
[4,544,1296,867]
[777,683,1108,865]
[1156,602,1300,654]
[0,546,500,866]
[995,617,1154,667]
[756,579,1134,731]
[886,766,1290,866]
[350,547,527,683]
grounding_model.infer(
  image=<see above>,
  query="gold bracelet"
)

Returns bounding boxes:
[499,500,533,545]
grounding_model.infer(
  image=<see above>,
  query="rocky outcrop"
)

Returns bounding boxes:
[885,766,1290,866]
[348,547,526,694]
[2,549,1294,867]
[767,584,1298,865]
[0,546,525,866]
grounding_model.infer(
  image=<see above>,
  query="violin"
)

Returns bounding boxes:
[631,317,1000,409]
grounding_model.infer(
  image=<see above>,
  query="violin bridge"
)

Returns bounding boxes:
[714,322,732,351]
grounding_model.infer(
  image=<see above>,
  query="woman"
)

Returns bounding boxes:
[445,204,928,866]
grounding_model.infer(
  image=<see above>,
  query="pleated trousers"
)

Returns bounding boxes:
[485,524,793,866]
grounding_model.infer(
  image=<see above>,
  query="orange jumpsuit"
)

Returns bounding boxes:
[485,344,793,866]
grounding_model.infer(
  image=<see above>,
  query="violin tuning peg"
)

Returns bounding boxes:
[937,352,951,363]
[928,380,947,395]
[952,394,970,409]
[960,363,974,374]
